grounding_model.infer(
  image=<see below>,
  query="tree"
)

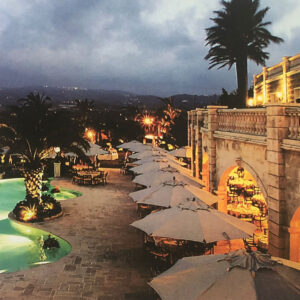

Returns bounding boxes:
[158,96,181,134]
[75,98,95,129]
[0,92,89,204]
[205,0,283,106]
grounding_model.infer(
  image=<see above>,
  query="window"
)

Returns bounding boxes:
[294,88,300,103]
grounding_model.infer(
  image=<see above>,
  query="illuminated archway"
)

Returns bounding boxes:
[289,207,300,262]
[217,164,268,252]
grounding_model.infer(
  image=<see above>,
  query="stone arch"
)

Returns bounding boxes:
[289,207,300,262]
[217,161,268,212]
[217,159,268,205]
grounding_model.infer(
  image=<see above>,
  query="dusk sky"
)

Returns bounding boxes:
[0,0,299,96]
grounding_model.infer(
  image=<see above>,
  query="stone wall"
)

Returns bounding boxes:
[285,151,300,223]
[188,104,300,260]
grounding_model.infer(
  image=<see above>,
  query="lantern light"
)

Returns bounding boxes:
[247,98,254,107]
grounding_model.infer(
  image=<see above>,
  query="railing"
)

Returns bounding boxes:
[286,108,300,140]
[217,109,267,136]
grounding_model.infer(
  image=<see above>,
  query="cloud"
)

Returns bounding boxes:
[0,0,298,96]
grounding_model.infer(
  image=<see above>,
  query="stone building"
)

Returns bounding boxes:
[187,104,300,261]
[253,53,300,105]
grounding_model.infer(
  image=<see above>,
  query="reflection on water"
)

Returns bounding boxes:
[0,218,71,273]
[0,178,78,273]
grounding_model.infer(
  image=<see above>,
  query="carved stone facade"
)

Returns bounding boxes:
[188,104,300,260]
[253,53,300,105]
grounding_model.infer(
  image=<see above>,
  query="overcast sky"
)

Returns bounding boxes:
[0,0,299,96]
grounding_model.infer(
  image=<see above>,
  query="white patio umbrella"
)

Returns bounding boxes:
[84,142,108,156]
[130,201,256,243]
[130,161,182,175]
[129,149,166,160]
[133,155,187,167]
[169,146,191,158]
[64,152,78,157]
[133,157,170,165]
[117,140,142,149]
[149,250,300,300]
[127,143,153,153]
[129,179,210,208]
[133,170,204,188]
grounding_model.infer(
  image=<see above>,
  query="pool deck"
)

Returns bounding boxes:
[0,169,153,300]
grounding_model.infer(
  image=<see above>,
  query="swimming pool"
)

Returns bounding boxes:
[0,178,80,273]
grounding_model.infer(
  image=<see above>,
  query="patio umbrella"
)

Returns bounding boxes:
[149,250,300,300]
[116,140,142,149]
[64,152,78,157]
[129,149,166,160]
[127,143,153,153]
[134,157,170,165]
[130,201,256,243]
[169,146,191,158]
[130,161,181,175]
[129,179,210,208]
[133,170,204,188]
[84,142,108,156]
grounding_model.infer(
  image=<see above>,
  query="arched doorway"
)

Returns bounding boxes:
[217,165,268,252]
[289,207,300,262]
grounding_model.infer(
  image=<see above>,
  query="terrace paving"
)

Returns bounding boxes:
[0,169,154,300]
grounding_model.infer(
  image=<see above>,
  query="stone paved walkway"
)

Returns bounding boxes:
[0,170,154,300]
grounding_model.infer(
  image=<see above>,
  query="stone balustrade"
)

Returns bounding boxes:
[217,108,267,136]
[286,108,300,140]
[188,106,300,142]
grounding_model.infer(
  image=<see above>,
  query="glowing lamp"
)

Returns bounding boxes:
[19,205,37,222]
[276,92,282,99]
[247,98,254,107]
[143,117,153,125]
[145,134,154,139]
[54,147,60,153]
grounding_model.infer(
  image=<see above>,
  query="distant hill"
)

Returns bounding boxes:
[0,86,218,109]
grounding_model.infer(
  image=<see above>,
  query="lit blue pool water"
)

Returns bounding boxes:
[0,178,81,273]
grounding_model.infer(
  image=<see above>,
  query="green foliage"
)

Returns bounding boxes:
[13,194,62,222]
[205,0,283,104]
[0,92,89,168]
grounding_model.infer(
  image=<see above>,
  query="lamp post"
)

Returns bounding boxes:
[53,147,61,178]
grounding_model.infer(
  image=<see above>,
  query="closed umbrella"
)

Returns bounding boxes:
[149,250,300,300]
[129,179,210,208]
[130,201,256,243]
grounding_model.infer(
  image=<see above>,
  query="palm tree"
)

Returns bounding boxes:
[205,0,283,106]
[75,98,95,129]
[0,92,89,204]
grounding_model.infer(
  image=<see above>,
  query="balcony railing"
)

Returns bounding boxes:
[217,109,267,136]
[286,108,300,140]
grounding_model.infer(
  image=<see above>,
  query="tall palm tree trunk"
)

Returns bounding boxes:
[24,168,43,204]
[236,55,248,107]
